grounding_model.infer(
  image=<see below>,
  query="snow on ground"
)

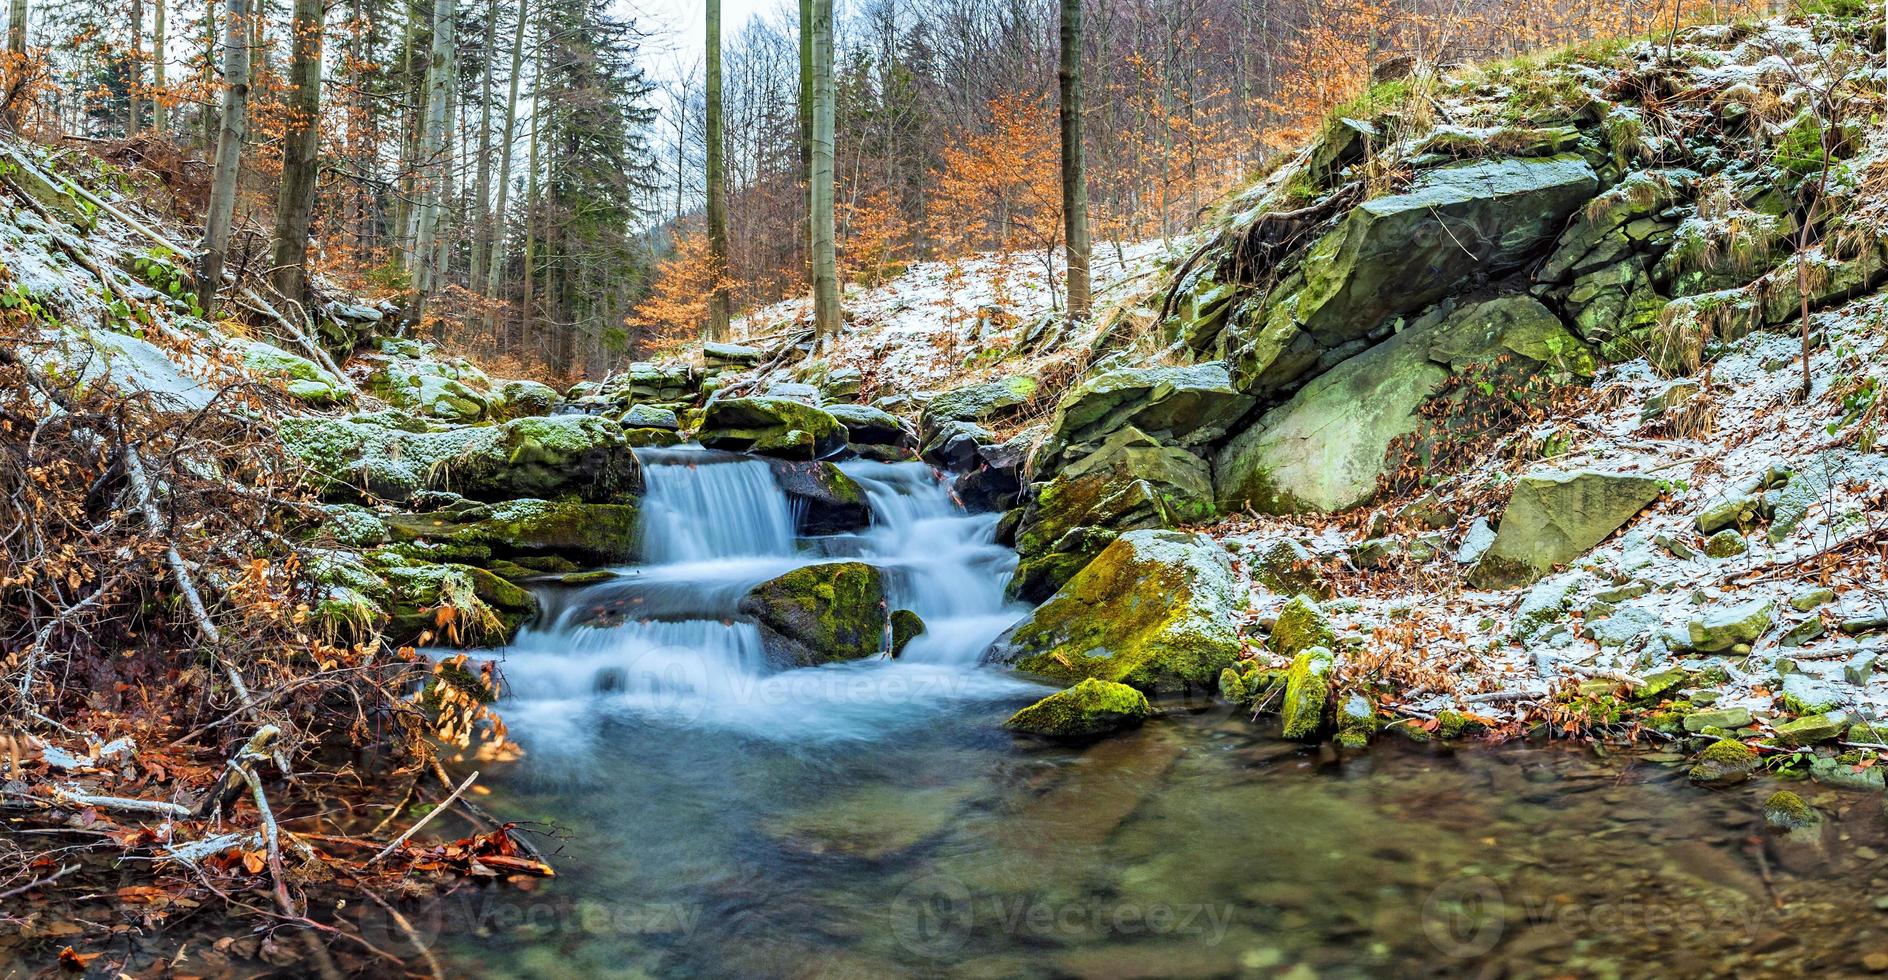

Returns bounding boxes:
[734,239,1183,399]
[1220,295,1888,733]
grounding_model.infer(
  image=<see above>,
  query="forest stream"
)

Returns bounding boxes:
[420,451,1888,979]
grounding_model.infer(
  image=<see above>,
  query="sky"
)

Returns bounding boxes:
[628,0,789,81]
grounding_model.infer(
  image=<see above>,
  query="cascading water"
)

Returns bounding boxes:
[491,446,1041,745]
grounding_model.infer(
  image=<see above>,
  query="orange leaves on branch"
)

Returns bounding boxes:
[927,92,1064,268]
[630,228,728,355]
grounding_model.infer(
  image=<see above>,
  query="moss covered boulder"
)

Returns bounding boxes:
[1009,427,1214,603]
[824,403,910,447]
[1280,647,1336,739]
[768,460,872,534]
[1035,362,1253,473]
[281,414,641,504]
[739,562,889,667]
[1687,739,1759,784]
[889,609,926,657]
[1271,594,1336,658]
[987,530,1241,693]
[1003,679,1151,740]
[386,498,640,566]
[1467,468,1662,588]
[697,397,846,458]
[920,376,1037,430]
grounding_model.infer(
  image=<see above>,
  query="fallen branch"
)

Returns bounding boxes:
[362,889,446,980]
[369,769,479,865]
[0,863,79,900]
[48,784,193,818]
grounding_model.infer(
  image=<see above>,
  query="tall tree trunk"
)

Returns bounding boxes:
[151,0,166,131]
[1058,0,1090,322]
[520,31,540,352]
[4,0,27,130]
[704,0,729,342]
[129,0,144,134]
[483,0,526,336]
[407,0,454,333]
[808,0,839,338]
[268,0,324,306]
[5,0,23,54]
[468,0,497,292]
[797,0,811,284]
[199,0,216,144]
[197,0,251,312]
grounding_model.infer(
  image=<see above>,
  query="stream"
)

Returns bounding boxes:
[430,449,1887,979]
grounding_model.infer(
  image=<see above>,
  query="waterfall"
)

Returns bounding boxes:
[491,446,1038,743]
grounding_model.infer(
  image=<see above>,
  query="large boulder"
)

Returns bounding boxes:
[1215,295,1593,515]
[767,460,872,534]
[281,414,641,504]
[696,397,846,458]
[1003,679,1151,740]
[920,376,1037,430]
[1010,427,1214,602]
[987,530,1241,693]
[739,562,889,667]
[823,403,910,447]
[385,498,640,567]
[1226,154,1598,390]
[1468,469,1663,587]
[1034,362,1254,472]
[364,355,495,422]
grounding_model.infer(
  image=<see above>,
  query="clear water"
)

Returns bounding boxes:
[435,449,1886,979]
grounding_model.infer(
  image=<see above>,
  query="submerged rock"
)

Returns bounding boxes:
[988,530,1241,693]
[739,561,888,667]
[1469,469,1662,587]
[1003,678,1151,739]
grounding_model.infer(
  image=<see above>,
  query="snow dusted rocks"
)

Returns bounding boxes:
[1034,361,1253,472]
[695,397,846,458]
[1469,469,1664,588]
[987,530,1241,693]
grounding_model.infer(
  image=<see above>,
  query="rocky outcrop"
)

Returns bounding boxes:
[1215,295,1594,515]
[696,397,846,458]
[1003,678,1151,739]
[739,562,889,666]
[1468,468,1663,587]
[1034,362,1253,472]
[987,530,1241,693]
[384,498,640,567]
[1009,428,1214,602]
[281,413,641,504]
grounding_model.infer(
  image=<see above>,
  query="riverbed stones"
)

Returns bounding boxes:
[1003,678,1152,739]
[987,530,1241,693]
[1468,469,1663,588]
[697,397,846,458]
[1688,739,1760,783]
[739,562,889,667]
[1271,594,1335,659]
[1280,647,1336,739]
[1683,707,1752,733]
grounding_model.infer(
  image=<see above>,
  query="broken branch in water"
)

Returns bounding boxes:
[370,769,480,865]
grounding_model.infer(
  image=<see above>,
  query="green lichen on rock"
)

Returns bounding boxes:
[1774,711,1848,746]
[739,561,888,666]
[386,498,639,566]
[889,609,926,657]
[1271,594,1335,659]
[697,397,846,458]
[281,413,640,504]
[1685,598,1774,653]
[1469,469,1661,588]
[1335,691,1376,748]
[989,530,1240,693]
[1762,790,1815,832]
[1703,529,1748,557]
[1688,739,1759,783]
[1280,647,1336,739]
[1003,678,1151,739]
[921,376,1037,429]
[1035,362,1253,471]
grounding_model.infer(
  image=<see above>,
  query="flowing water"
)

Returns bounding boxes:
[436,448,1888,979]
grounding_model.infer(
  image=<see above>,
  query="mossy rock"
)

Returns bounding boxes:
[1687,739,1759,784]
[920,376,1037,429]
[1335,690,1377,749]
[1003,678,1151,740]
[769,460,871,534]
[697,397,846,458]
[1280,648,1336,739]
[889,609,926,657]
[281,414,640,504]
[380,559,537,647]
[1271,594,1336,659]
[989,530,1241,693]
[1762,790,1816,832]
[1468,469,1662,588]
[386,499,639,567]
[739,561,888,666]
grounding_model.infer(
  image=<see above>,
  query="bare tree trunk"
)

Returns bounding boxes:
[408,0,455,333]
[5,0,23,54]
[199,0,216,144]
[151,0,166,131]
[197,0,251,312]
[268,0,324,306]
[797,0,811,284]
[483,0,526,336]
[808,0,839,338]
[1058,0,1090,323]
[705,0,729,342]
[4,0,27,130]
[469,0,497,292]
[521,31,541,350]
[129,0,144,134]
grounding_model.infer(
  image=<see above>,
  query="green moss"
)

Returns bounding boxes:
[1435,709,1484,739]
[1762,790,1815,831]
[1271,594,1336,658]
[739,562,888,665]
[1218,666,1249,703]
[1003,678,1151,739]
[889,609,926,657]
[1688,739,1759,783]
[1280,648,1335,739]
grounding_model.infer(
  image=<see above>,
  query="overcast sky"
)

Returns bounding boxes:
[629,0,792,80]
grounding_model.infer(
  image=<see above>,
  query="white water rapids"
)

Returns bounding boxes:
[491,447,1043,745]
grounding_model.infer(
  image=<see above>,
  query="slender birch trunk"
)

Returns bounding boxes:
[407,0,454,333]
[808,0,839,338]
[1058,0,1090,322]
[469,0,497,291]
[268,0,324,305]
[483,0,526,337]
[197,0,250,311]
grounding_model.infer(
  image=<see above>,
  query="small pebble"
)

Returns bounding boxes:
[1865,951,1888,972]
[1874,895,1888,911]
